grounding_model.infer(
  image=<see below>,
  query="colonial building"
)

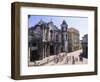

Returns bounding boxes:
[68,27,80,52]
[28,20,68,62]
[81,34,88,58]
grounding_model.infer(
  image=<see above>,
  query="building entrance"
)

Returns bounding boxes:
[50,45,54,55]
[30,50,39,62]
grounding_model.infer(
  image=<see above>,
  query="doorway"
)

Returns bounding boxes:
[30,50,39,62]
[50,45,54,55]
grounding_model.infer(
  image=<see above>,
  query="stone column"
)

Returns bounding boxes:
[54,45,56,55]
[28,47,31,62]
[47,45,50,57]
[44,45,47,58]
[42,45,45,59]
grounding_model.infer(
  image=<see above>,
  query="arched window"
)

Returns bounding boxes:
[66,34,67,40]
[56,35,59,41]
[50,30,53,41]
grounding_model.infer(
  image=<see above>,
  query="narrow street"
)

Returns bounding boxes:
[30,49,88,66]
[45,49,87,66]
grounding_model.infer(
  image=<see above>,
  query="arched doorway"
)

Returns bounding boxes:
[50,45,54,55]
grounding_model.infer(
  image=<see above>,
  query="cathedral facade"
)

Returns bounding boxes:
[28,20,68,62]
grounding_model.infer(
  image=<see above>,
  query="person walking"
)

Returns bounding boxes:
[72,56,75,64]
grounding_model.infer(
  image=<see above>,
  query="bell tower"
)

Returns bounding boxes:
[61,20,68,52]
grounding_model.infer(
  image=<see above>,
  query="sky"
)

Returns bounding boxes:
[28,15,88,40]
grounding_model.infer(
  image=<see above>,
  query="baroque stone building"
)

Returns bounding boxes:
[28,20,68,62]
[81,34,88,58]
[68,27,80,52]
